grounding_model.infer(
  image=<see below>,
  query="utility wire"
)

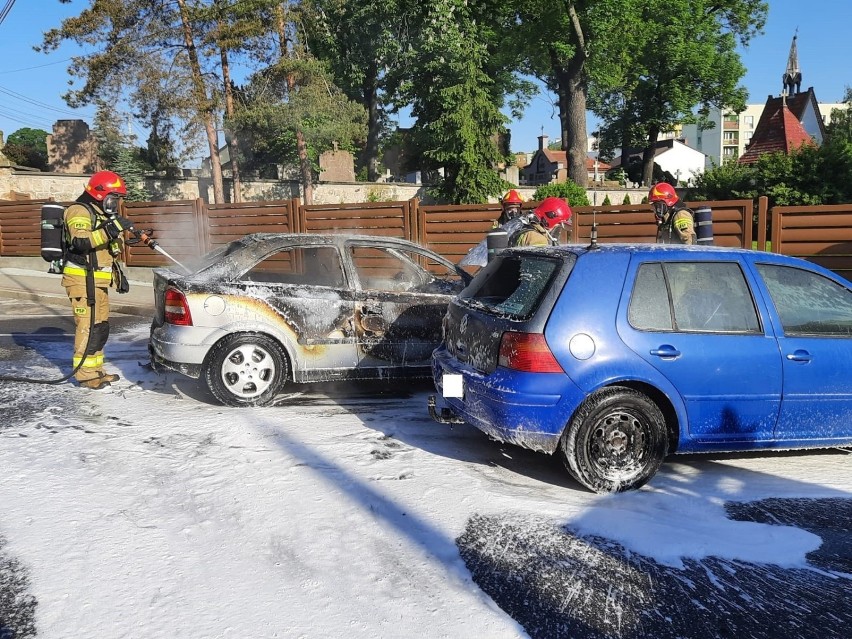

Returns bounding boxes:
[0,58,74,74]
[0,84,88,116]
[0,0,16,27]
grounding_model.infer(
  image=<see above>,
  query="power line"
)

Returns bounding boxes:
[0,58,74,75]
[0,102,56,125]
[0,0,16,27]
[0,84,89,116]
[0,107,51,129]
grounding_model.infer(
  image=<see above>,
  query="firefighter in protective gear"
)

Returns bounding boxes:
[496,189,525,226]
[649,182,696,245]
[510,196,572,247]
[62,170,132,390]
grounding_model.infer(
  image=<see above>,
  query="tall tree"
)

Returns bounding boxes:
[306,0,407,182]
[192,0,281,202]
[39,0,250,203]
[91,99,127,168]
[515,0,638,187]
[592,0,767,186]
[232,4,367,204]
[400,0,509,203]
[174,0,225,203]
[272,3,316,204]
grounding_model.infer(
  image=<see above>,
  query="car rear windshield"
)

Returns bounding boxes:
[457,254,566,320]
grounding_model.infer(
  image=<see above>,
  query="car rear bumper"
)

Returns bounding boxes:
[148,343,203,379]
[431,346,585,455]
[149,324,226,377]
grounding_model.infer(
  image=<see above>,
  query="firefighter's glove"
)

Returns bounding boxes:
[102,215,135,240]
[112,261,130,294]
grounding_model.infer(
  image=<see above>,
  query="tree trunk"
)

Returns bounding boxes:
[275,4,313,205]
[364,61,381,182]
[176,0,225,204]
[641,125,660,187]
[553,53,588,187]
[220,43,242,203]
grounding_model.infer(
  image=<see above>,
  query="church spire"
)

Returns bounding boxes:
[782,30,802,96]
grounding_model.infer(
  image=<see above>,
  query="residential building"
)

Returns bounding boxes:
[682,94,840,166]
[681,34,845,165]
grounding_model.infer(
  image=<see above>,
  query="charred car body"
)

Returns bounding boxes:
[149,233,470,406]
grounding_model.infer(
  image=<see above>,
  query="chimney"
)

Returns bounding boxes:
[539,134,549,151]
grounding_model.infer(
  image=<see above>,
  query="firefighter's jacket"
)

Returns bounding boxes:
[657,202,697,245]
[61,201,123,290]
[510,220,555,247]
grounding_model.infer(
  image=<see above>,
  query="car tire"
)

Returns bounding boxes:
[560,386,668,493]
[204,333,290,407]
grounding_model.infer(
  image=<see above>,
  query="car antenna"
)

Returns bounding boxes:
[584,190,601,250]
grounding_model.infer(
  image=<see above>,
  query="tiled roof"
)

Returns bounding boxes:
[535,149,610,171]
[738,100,815,165]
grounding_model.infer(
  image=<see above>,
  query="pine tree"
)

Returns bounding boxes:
[111,146,151,202]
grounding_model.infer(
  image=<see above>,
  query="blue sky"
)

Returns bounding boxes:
[0,1,849,164]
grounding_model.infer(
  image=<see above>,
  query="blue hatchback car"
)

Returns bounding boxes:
[430,243,852,493]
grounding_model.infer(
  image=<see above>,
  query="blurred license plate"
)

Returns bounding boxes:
[442,373,463,398]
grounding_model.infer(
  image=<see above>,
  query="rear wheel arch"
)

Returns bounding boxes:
[611,380,680,453]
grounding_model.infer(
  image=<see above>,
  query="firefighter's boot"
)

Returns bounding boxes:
[80,377,111,390]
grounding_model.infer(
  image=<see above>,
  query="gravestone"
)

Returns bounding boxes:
[319,142,356,182]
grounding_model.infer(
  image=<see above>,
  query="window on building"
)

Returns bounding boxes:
[724,114,739,124]
[744,115,754,128]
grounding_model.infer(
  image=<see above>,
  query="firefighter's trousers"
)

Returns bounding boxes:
[64,283,110,383]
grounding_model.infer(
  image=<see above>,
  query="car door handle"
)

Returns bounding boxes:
[650,345,681,359]
[786,349,812,363]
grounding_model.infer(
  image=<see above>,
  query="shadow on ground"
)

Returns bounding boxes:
[0,534,37,639]
[458,497,851,639]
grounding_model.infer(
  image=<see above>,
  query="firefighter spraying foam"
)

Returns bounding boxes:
[1,171,186,387]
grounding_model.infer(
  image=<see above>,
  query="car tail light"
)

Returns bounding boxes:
[498,332,563,373]
[164,288,193,326]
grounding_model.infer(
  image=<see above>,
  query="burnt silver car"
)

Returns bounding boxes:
[149,233,471,406]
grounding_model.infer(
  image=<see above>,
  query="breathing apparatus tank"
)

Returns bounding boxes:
[40,202,67,273]
[486,228,508,262]
[695,206,713,245]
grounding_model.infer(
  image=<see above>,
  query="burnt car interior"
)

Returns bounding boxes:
[239,246,345,288]
[349,245,466,294]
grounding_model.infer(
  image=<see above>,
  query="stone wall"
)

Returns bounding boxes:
[0,166,649,206]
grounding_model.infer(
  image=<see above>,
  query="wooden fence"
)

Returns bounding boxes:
[771,203,852,281]
[1,195,850,279]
